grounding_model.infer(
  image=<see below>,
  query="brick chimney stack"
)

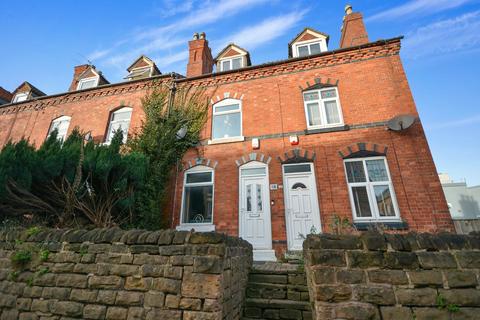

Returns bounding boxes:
[340,4,369,48]
[186,32,213,78]
[69,64,90,91]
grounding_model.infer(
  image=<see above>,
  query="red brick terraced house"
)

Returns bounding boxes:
[0,6,453,260]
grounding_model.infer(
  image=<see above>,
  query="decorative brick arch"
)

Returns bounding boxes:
[235,152,271,167]
[298,77,340,91]
[210,91,245,105]
[338,142,388,159]
[277,148,316,164]
[183,157,218,170]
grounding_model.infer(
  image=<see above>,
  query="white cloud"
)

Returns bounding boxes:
[426,114,480,130]
[88,0,269,73]
[367,0,474,22]
[153,51,190,69]
[157,0,195,18]
[134,0,269,41]
[215,10,307,52]
[87,49,111,61]
[403,10,480,59]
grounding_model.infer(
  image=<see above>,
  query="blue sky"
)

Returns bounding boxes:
[1,0,479,185]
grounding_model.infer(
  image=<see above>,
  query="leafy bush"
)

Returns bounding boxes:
[0,128,148,228]
[0,83,208,230]
[128,84,208,229]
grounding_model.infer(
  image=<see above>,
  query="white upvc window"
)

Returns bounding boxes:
[344,156,400,222]
[105,107,132,144]
[77,76,99,90]
[294,39,327,58]
[210,98,243,143]
[126,66,152,79]
[12,93,28,103]
[303,87,344,129]
[179,165,215,231]
[219,57,243,71]
[47,116,71,141]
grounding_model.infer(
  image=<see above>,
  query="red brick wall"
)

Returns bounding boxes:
[0,39,453,256]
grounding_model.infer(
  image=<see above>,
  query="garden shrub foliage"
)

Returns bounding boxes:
[128,84,208,229]
[0,83,208,229]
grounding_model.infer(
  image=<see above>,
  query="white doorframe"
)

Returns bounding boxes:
[282,162,322,251]
[239,161,276,261]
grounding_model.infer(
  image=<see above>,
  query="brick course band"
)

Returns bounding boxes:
[303,232,480,320]
[0,228,252,320]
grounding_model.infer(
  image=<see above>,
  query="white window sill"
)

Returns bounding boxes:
[207,136,245,145]
[176,224,215,232]
[307,123,345,130]
[353,218,402,223]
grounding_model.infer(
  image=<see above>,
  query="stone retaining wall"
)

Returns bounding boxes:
[303,232,480,320]
[0,228,252,319]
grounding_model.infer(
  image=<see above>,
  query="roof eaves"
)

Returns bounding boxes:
[179,37,403,83]
[0,72,178,109]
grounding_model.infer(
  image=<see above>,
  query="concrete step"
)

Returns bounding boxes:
[243,298,313,320]
[243,262,312,320]
[245,298,311,310]
[248,272,307,285]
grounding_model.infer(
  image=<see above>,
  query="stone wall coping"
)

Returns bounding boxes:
[303,231,480,252]
[0,228,252,248]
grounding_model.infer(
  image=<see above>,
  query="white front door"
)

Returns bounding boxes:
[239,162,275,260]
[283,163,322,251]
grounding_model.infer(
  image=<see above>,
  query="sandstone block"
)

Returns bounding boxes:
[89,276,123,289]
[315,284,352,302]
[354,285,395,305]
[368,270,407,285]
[83,304,106,319]
[50,301,83,317]
[417,252,457,269]
[152,277,181,294]
[395,288,437,306]
[408,271,443,287]
[144,291,165,308]
[446,270,477,288]
[115,291,144,306]
[106,306,127,320]
[380,306,412,320]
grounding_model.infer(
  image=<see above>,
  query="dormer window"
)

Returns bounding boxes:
[215,44,251,73]
[126,66,152,80]
[12,93,28,103]
[77,77,99,90]
[125,55,161,81]
[10,81,46,103]
[221,57,243,71]
[289,27,329,58]
[296,41,322,57]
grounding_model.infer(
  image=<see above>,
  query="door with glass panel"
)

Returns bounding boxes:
[344,157,400,222]
[239,163,272,251]
[283,163,322,251]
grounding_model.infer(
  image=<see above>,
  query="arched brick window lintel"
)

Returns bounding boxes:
[183,157,218,170]
[338,142,388,159]
[276,148,316,164]
[235,153,271,167]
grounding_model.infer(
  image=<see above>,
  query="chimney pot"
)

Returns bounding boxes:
[193,32,199,40]
[345,4,353,15]
[200,32,206,39]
